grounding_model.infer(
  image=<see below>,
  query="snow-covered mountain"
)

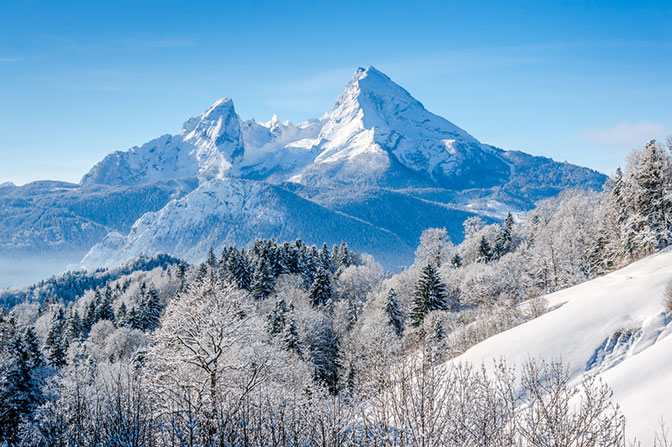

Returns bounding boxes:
[83,66,602,195]
[449,249,672,445]
[279,67,509,189]
[1,66,606,285]
[82,178,411,269]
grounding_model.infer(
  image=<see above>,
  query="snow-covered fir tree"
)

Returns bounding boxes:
[384,288,405,337]
[308,267,333,307]
[411,263,449,326]
[252,258,275,300]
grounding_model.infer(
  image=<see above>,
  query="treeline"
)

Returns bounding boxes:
[0,253,181,308]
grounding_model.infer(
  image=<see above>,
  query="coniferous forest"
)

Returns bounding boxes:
[2,139,672,446]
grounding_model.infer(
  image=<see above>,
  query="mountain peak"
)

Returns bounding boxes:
[203,97,235,120]
[341,66,407,100]
[329,66,471,140]
[181,98,237,135]
[351,65,386,80]
[320,66,478,149]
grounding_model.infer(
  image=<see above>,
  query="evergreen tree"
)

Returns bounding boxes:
[337,241,353,268]
[128,307,142,330]
[331,243,340,267]
[493,212,514,260]
[66,310,83,341]
[309,322,341,394]
[230,250,252,291]
[451,253,463,268]
[116,302,128,327]
[476,237,493,263]
[95,287,115,322]
[206,246,218,268]
[300,246,319,287]
[81,299,97,336]
[319,243,332,271]
[267,299,288,336]
[275,244,291,276]
[433,318,447,341]
[384,288,405,337]
[45,308,67,367]
[622,140,672,257]
[0,328,44,444]
[251,259,275,300]
[140,286,162,331]
[411,263,449,326]
[308,267,333,307]
[176,261,188,292]
[283,313,302,357]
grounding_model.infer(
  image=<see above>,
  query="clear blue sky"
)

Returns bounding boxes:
[1,0,670,185]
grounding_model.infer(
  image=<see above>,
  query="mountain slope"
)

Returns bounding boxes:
[263,67,511,189]
[0,179,196,287]
[82,178,413,270]
[449,250,672,444]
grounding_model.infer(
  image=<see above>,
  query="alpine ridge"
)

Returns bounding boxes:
[0,66,606,286]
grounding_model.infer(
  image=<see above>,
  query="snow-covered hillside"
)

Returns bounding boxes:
[450,249,672,445]
[82,178,412,270]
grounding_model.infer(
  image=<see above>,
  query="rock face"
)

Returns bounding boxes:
[1,66,606,284]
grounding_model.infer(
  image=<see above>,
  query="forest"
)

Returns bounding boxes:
[2,139,672,446]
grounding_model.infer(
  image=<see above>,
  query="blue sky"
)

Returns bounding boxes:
[1,0,670,185]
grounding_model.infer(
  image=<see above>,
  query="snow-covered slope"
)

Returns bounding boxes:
[82,178,412,270]
[287,67,510,189]
[82,98,246,186]
[450,250,672,444]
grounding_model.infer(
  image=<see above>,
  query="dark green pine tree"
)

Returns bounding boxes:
[337,241,353,268]
[267,299,288,336]
[300,246,319,287]
[493,212,514,260]
[319,243,332,271]
[433,318,447,341]
[140,286,162,331]
[45,308,67,367]
[128,307,143,330]
[176,261,188,292]
[81,299,98,336]
[219,246,231,271]
[476,236,493,264]
[411,263,449,326]
[206,246,218,268]
[116,302,128,327]
[0,328,44,445]
[330,243,340,267]
[309,322,341,395]
[196,263,209,281]
[66,310,83,341]
[283,313,302,356]
[308,267,333,307]
[451,253,463,268]
[231,250,252,291]
[251,259,275,300]
[384,288,405,337]
[95,287,115,322]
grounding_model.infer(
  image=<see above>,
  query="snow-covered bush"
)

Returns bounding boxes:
[664,280,672,315]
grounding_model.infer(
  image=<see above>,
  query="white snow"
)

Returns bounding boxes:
[81,66,503,190]
[449,249,672,445]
